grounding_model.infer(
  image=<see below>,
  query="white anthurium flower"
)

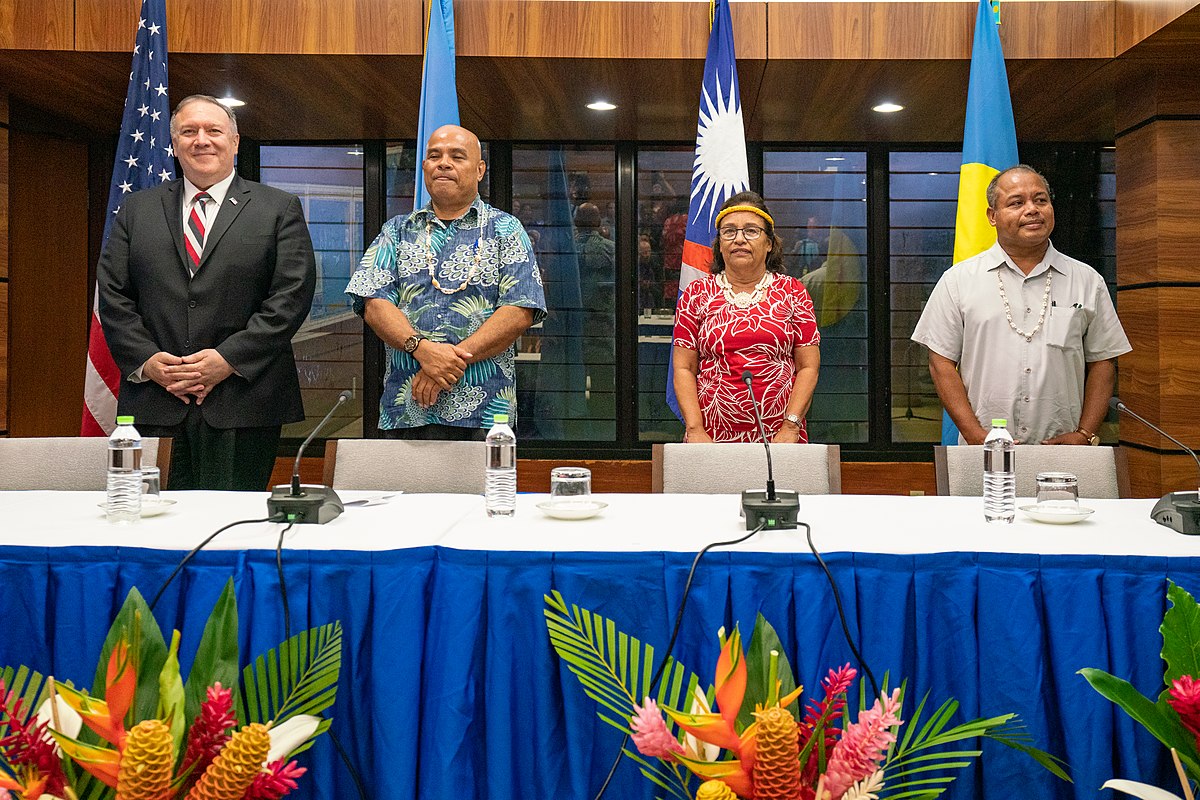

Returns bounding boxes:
[683,686,720,762]
[267,714,321,764]
[36,694,83,747]
[1102,779,1185,800]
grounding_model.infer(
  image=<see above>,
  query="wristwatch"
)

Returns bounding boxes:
[1075,426,1100,446]
[784,413,802,429]
[402,334,425,354]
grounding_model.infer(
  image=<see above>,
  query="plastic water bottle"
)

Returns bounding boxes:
[106,415,143,523]
[983,418,1016,524]
[485,414,517,517]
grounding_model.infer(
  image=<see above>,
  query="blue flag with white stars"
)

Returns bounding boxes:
[103,0,172,242]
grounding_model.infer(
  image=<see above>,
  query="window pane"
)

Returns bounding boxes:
[388,141,492,219]
[637,148,693,442]
[512,146,616,441]
[888,151,959,444]
[764,150,869,443]
[261,144,365,440]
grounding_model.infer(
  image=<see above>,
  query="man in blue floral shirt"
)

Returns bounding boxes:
[347,125,546,439]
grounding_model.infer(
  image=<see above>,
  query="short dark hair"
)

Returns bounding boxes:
[986,164,1052,208]
[710,191,785,275]
[170,95,239,137]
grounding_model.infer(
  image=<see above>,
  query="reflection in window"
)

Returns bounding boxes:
[386,141,492,220]
[637,149,693,442]
[889,151,960,444]
[511,146,616,441]
[763,151,868,443]
[261,144,365,440]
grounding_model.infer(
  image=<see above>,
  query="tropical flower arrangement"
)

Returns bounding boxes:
[545,590,1068,800]
[1082,581,1200,800]
[0,580,342,800]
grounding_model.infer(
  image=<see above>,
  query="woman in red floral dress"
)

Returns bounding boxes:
[672,192,821,443]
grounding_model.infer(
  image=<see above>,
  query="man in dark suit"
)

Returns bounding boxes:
[98,94,316,490]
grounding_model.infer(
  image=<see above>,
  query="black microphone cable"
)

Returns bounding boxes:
[149,515,285,612]
[590,520,767,800]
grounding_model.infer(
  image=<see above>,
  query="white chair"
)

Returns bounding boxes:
[652,442,841,494]
[322,439,487,493]
[934,444,1130,498]
[0,437,171,490]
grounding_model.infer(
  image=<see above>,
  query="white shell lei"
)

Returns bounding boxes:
[997,268,1053,341]
[716,271,774,309]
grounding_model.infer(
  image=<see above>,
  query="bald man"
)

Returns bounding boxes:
[347,125,546,439]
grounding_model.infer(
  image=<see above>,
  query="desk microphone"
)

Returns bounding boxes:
[1110,396,1200,534]
[267,390,352,524]
[739,370,800,530]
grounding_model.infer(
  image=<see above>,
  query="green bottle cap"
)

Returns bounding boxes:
[991,418,1007,427]
[493,414,509,424]
[116,415,135,425]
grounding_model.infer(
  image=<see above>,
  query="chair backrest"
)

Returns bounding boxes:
[933,444,1130,498]
[323,439,487,493]
[0,436,171,491]
[652,442,841,495]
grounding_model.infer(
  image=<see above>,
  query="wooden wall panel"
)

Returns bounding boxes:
[8,131,89,436]
[456,1,766,60]
[768,4,865,60]
[1000,1,1113,59]
[1123,446,1199,499]
[867,2,973,60]
[0,0,72,50]
[1116,0,1200,54]
[75,0,421,54]
[841,461,937,496]
[0,282,7,434]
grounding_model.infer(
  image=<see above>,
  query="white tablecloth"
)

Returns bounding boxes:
[0,489,1194,557]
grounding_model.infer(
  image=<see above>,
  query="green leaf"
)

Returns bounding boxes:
[157,630,186,759]
[91,587,168,726]
[184,578,240,728]
[0,665,49,743]
[1080,667,1200,776]
[241,622,342,729]
[1162,582,1200,688]
[738,613,799,731]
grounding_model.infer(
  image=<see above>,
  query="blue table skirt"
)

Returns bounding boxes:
[0,544,1192,800]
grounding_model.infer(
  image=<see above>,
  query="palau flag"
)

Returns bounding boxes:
[942,0,1019,444]
[666,0,750,419]
[414,0,460,211]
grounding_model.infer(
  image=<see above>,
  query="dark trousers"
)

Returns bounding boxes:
[380,424,487,442]
[141,408,281,491]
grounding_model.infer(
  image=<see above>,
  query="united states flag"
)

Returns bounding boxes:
[82,0,173,435]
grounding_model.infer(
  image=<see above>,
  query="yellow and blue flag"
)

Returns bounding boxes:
[414,0,460,211]
[943,0,1019,443]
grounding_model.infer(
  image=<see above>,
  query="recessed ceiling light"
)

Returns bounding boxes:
[872,102,904,113]
[218,96,245,108]
[587,100,617,111]
[825,156,845,162]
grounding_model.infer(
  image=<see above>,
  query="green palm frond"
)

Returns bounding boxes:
[396,281,424,307]
[241,622,342,757]
[623,748,696,800]
[498,273,520,295]
[543,591,702,732]
[0,665,49,739]
[449,293,493,320]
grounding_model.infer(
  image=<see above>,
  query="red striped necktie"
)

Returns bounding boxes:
[184,191,212,275]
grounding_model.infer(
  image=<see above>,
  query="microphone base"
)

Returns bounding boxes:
[1151,491,1200,535]
[268,485,344,525]
[741,489,800,531]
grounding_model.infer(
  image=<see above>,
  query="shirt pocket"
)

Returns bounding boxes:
[1044,306,1083,349]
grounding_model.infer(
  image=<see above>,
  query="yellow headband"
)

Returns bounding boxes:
[715,205,774,228]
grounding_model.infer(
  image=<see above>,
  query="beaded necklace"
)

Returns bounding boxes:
[997,267,1053,341]
[716,271,774,309]
[424,214,484,295]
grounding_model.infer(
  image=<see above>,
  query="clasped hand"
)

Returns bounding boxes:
[411,341,473,408]
[146,349,233,405]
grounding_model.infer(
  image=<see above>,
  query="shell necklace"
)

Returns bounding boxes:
[717,270,774,309]
[997,267,1053,341]
[424,217,484,295]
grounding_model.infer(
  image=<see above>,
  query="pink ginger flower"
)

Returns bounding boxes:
[180,682,236,784]
[820,689,903,800]
[244,759,308,800]
[1168,675,1200,745]
[799,665,858,784]
[631,697,685,761]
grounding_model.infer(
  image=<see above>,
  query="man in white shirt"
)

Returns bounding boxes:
[911,165,1131,445]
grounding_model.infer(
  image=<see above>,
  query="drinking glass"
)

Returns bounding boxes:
[550,467,591,503]
[1035,472,1078,510]
[141,466,161,503]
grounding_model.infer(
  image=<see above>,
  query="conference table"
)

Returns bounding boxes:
[1,489,1197,800]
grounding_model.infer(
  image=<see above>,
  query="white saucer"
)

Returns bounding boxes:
[97,498,178,518]
[536,499,608,520]
[1019,504,1094,524]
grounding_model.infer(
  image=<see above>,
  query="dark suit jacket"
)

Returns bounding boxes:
[98,174,317,429]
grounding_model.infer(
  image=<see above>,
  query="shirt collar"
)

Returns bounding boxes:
[986,240,1064,278]
[183,171,235,210]
[411,195,483,228]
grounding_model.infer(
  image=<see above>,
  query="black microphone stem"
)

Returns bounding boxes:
[742,371,776,501]
[291,391,351,496]
[1113,398,1200,492]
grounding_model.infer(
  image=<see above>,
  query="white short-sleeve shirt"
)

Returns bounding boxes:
[911,241,1131,444]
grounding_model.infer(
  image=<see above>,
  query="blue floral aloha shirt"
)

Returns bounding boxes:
[346,197,546,430]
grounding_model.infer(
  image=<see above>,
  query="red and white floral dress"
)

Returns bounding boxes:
[673,273,820,442]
